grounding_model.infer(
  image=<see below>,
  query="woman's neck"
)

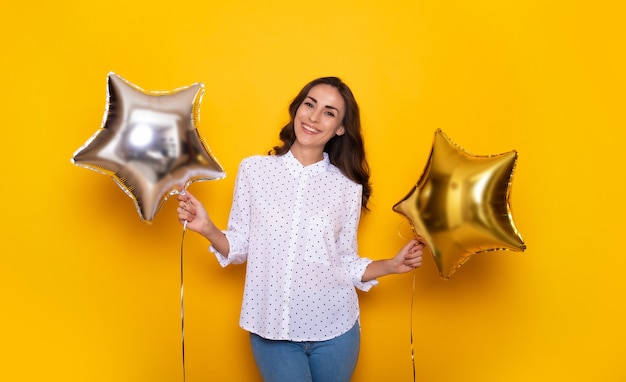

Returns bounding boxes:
[290,145,324,166]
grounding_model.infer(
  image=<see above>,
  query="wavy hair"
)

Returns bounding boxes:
[270,77,371,210]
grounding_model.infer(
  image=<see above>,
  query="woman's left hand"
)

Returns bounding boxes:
[392,239,424,274]
[361,239,425,282]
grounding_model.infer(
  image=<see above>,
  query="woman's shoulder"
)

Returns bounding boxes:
[327,163,361,189]
[238,153,279,169]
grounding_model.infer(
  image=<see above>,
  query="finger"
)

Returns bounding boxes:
[403,239,418,252]
[178,203,190,214]
[406,245,423,257]
[184,190,197,203]
[405,249,423,261]
[405,257,423,268]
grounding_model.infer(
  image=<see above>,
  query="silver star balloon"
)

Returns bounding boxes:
[72,72,225,223]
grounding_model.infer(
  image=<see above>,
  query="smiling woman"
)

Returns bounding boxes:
[174,76,424,382]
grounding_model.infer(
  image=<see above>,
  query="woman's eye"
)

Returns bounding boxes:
[325,111,335,117]
[304,101,314,108]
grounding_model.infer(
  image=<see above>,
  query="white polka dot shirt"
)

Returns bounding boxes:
[211,150,377,341]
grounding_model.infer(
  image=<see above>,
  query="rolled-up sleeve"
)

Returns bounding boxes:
[347,257,378,291]
[338,185,379,291]
[210,230,247,266]
[210,160,251,267]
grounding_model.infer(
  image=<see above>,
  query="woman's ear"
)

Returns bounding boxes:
[336,126,346,136]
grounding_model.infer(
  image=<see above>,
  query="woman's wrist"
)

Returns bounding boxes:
[362,259,395,282]
[202,221,219,240]
[383,259,399,275]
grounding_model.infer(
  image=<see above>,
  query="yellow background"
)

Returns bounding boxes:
[2,0,625,381]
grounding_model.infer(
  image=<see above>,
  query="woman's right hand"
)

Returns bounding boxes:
[177,189,230,255]
[177,190,214,238]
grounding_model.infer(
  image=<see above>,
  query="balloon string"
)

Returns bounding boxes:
[397,221,411,241]
[398,220,418,381]
[180,220,188,382]
[410,269,416,382]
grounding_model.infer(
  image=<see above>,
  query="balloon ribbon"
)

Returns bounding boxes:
[180,221,188,382]
[410,270,417,382]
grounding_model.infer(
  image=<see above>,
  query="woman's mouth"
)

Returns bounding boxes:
[301,123,319,134]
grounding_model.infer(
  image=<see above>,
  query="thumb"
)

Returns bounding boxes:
[401,239,418,254]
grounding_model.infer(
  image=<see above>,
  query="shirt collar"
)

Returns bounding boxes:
[283,150,330,178]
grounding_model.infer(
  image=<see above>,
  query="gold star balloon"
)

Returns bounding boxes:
[72,72,225,223]
[393,129,525,279]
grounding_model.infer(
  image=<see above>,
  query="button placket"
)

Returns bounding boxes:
[281,168,308,337]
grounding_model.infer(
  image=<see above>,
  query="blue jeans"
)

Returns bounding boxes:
[249,321,360,382]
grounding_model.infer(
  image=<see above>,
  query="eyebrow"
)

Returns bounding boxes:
[306,96,340,112]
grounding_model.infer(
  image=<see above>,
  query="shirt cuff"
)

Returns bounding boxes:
[209,231,247,267]
[352,258,379,291]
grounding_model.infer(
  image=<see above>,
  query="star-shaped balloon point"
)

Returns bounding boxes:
[72,72,226,223]
[393,129,526,279]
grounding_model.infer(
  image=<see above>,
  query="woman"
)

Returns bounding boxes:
[177,77,423,382]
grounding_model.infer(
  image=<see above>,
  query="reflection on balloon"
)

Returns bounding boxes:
[393,129,525,279]
[72,72,225,222]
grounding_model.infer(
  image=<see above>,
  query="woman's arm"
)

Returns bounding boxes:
[361,240,424,282]
[177,191,230,255]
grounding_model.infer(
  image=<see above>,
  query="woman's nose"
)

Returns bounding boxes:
[308,109,320,122]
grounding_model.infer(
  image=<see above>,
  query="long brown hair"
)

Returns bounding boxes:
[271,77,371,209]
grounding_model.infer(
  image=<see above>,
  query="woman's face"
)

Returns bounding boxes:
[292,84,346,153]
